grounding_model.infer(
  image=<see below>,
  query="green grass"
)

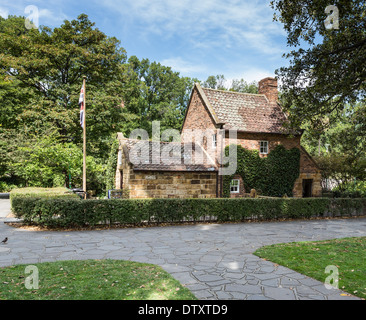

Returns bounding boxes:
[254,237,366,299]
[0,259,197,300]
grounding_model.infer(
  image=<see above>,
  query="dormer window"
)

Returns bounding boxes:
[260,141,268,154]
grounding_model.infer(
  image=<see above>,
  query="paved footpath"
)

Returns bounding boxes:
[0,200,365,300]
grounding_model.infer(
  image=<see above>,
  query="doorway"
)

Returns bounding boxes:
[302,179,313,198]
[119,170,123,189]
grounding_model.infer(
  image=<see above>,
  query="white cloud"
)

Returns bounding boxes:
[160,56,276,83]
[0,1,68,27]
[99,0,286,56]
[230,67,275,83]
[0,7,9,18]
[38,8,68,25]
[160,57,208,76]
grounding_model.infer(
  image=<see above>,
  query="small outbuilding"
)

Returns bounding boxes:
[115,133,218,199]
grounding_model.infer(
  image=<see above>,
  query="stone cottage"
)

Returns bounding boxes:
[115,133,218,199]
[115,77,322,198]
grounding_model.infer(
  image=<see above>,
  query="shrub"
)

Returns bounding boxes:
[0,181,18,192]
[10,187,79,211]
[332,181,366,198]
[11,197,366,228]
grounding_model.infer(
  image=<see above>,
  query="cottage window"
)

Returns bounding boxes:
[118,150,123,166]
[230,179,240,193]
[212,133,217,149]
[260,141,268,154]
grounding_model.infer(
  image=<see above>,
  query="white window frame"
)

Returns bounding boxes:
[260,141,268,154]
[230,179,240,193]
[118,150,123,166]
[212,133,217,149]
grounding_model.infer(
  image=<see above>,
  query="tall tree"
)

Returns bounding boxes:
[202,75,258,93]
[202,75,226,90]
[0,14,127,157]
[229,79,258,94]
[0,14,129,189]
[121,56,197,136]
[271,0,366,130]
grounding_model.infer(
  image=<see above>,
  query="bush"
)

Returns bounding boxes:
[332,181,366,198]
[10,187,79,208]
[11,197,366,228]
[0,181,18,192]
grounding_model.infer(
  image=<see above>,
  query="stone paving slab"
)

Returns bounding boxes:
[0,199,11,218]
[0,201,365,300]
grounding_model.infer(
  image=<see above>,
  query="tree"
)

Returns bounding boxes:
[121,56,197,135]
[229,79,258,94]
[301,103,366,186]
[0,14,130,190]
[202,75,259,93]
[0,14,127,158]
[271,0,366,130]
[202,75,226,90]
[0,15,201,190]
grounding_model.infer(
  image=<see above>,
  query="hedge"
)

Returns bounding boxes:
[10,187,79,204]
[11,197,366,228]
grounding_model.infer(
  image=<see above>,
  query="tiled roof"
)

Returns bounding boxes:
[120,138,217,172]
[200,87,289,134]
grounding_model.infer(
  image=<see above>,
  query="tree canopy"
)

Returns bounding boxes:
[201,74,258,93]
[0,14,199,191]
[271,0,366,130]
[1,14,241,192]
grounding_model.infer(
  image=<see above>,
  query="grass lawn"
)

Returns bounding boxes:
[0,259,197,300]
[254,237,366,299]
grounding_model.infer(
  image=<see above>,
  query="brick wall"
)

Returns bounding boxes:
[180,85,322,198]
[225,131,319,172]
[181,86,219,165]
[225,131,300,155]
[182,86,217,131]
[224,131,321,197]
[258,77,278,104]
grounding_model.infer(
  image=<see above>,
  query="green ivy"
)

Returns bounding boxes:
[223,144,300,197]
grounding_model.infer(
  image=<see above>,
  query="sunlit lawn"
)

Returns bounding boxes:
[0,259,197,300]
[254,237,366,299]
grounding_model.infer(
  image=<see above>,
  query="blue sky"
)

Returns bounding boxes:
[0,0,291,84]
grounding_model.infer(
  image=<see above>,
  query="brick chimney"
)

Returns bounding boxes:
[258,77,278,104]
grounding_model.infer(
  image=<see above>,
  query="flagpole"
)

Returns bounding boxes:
[82,76,87,199]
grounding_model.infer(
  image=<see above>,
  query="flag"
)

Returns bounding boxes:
[79,85,84,128]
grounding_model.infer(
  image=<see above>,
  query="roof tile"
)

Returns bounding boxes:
[201,87,289,134]
[120,138,217,172]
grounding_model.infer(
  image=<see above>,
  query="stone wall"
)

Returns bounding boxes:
[293,173,323,198]
[126,171,217,199]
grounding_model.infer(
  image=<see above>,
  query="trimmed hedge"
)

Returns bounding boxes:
[10,187,79,198]
[10,187,79,205]
[11,197,366,228]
